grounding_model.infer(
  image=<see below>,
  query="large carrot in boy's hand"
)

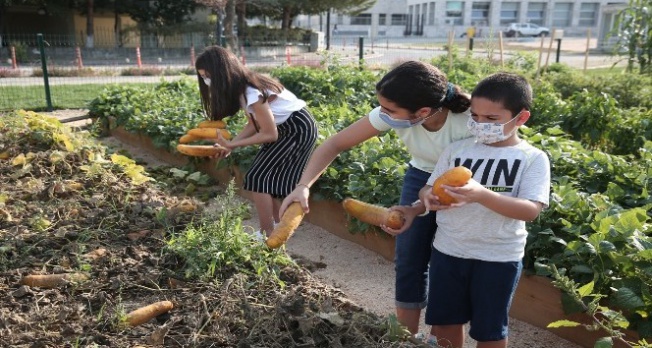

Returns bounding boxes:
[342,198,405,229]
[266,202,305,249]
[432,166,473,205]
[125,300,174,327]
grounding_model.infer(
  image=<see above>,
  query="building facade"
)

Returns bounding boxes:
[296,0,628,38]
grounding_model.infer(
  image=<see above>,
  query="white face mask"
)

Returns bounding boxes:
[202,77,211,87]
[467,113,521,144]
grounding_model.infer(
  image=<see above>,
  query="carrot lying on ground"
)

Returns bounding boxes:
[125,300,174,327]
[342,198,405,230]
[266,202,305,249]
[431,166,473,205]
[20,273,88,288]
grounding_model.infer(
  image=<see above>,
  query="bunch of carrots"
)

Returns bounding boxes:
[176,120,231,157]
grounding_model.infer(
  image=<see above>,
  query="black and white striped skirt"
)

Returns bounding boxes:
[243,107,318,198]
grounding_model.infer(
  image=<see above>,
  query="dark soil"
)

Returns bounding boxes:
[0,111,419,347]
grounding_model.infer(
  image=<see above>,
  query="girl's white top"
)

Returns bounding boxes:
[245,86,306,125]
[368,106,472,173]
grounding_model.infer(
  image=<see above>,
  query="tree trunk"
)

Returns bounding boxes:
[85,0,94,48]
[236,0,246,41]
[114,3,122,47]
[224,0,238,51]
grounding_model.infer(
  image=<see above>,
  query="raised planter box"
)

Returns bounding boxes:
[107,127,642,348]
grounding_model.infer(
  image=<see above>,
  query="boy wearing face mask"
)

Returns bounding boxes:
[412,72,551,348]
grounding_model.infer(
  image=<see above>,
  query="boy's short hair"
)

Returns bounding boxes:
[472,72,532,117]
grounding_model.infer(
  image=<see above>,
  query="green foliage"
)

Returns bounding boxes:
[543,264,652,348]
[165,182,294,281]
[613,0,652,74]
[270,61,381,107]
[88,78,207,150]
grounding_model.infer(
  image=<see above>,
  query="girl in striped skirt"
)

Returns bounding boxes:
[195,46,318,239]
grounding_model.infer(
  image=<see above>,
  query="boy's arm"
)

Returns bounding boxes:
[443,151,550,221]
[446,182,544,221]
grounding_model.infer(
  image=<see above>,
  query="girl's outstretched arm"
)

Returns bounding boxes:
[279,115,381,215]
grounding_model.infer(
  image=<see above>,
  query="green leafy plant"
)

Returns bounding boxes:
[543,264,651,348]
[165,181,293,281]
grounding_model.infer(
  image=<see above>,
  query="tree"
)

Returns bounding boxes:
[244,0,376,29]
[125,0,197,29]
[194,0,238,51]
[615,0,652,74]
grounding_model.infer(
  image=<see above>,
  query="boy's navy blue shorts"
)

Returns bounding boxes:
[425,248,522,342]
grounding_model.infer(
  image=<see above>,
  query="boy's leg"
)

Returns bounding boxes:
[432,324,464,348]
[251,191,275,235]
[426,249,472,347]
[468,259,522,347]
[476,339,507,348]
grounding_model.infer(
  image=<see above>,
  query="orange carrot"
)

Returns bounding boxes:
[342,198,405,229]
[20,273,88,288]
[187,128,231,140]
[431,166,473,205]
[266,202,305,249]
[125,300,174,327]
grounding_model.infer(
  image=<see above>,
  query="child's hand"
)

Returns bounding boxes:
[440,179,486,206]
[423,190,453,211]
[381,205,417,236]
[214,131,232,149]
[212,146,231,159]
[280,185,310,216]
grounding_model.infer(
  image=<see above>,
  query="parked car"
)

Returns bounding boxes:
[504,23,549,37]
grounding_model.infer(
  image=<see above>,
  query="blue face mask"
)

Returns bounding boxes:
[202,77,211,87]
[378,109,439,129]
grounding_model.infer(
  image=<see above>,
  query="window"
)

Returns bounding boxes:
[391,14,408,25]
[446,1,464,25]
[472,2,490,25]
[351,13,371,25]
[552,2,572,26]
[579,3,598,26]
[337,14,343,25]
[500,2,519,25]
[527,3,546,25]
[379,13,387,26]
[429,2,436,25]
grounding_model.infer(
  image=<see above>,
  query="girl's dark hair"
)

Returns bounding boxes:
[375,60,470,114]
[195,46,284,120]
[472,72,532,117]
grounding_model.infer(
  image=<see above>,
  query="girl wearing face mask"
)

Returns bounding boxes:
[279,60,472,339]
[195,46,318,241]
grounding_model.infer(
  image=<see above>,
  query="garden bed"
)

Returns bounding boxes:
[108,125,642,348]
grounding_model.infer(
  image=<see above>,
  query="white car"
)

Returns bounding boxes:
[504,23,550,37]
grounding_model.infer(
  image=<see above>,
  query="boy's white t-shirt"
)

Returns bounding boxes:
[426,137,551,262]
[245,86,306,125]
[367,106,472,173]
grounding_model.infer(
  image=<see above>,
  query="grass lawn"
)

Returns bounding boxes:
[0,83,156,111]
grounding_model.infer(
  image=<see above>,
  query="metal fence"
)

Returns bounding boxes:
[0,32,625,112]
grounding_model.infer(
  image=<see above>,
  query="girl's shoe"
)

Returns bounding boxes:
[251,230,266,242]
